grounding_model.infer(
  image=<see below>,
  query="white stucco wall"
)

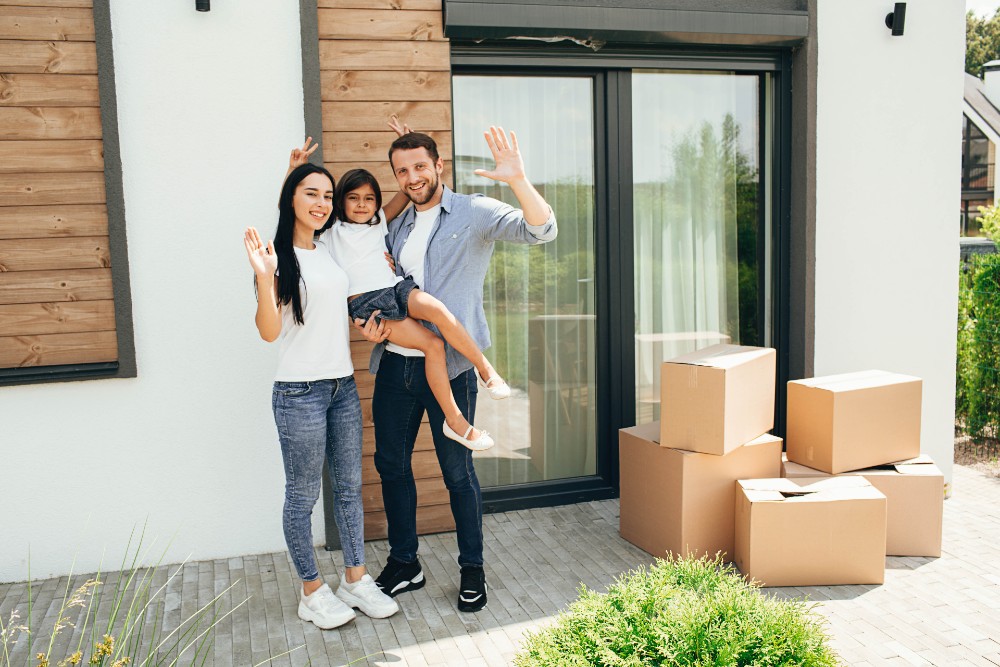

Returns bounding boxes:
[813,0,964,488]
[1,1,311,582]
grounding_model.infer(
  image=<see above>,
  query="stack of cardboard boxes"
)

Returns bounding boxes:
[620,351,945,588]
[619,344,782,564]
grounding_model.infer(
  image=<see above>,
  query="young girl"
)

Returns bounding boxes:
[326,167,510,452]
[243,163,398,630]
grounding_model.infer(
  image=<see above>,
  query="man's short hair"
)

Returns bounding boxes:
[389,132,440,166]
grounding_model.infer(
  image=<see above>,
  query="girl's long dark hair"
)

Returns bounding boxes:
[274,163,335,325]
[332,168,383,226]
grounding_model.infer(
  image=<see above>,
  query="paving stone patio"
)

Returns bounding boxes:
[3,464,999,666]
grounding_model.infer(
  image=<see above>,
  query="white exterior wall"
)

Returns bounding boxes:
[813,0,964,488]
[1,1,311,582]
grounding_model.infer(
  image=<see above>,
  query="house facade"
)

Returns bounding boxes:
[963,63,1000,238]
[0,0,963,582]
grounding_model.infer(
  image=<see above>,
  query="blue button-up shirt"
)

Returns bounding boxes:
[370,185,558,378]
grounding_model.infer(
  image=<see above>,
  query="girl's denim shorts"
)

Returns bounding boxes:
[347,277,418,322]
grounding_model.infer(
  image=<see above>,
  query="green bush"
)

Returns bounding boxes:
[961,253,1000,439]
[514,554,839,667]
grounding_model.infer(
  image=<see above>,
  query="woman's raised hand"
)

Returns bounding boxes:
[288,136,319,171]
[387,114,413,138]
[244,227,278,277]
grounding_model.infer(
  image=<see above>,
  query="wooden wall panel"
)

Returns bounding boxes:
[0,236,109,271]
[0,268,112,304]
[319,0,453,540]
[0,299,114,336]
[0,139,103,173]
[0,204,107,239]
[0,7,95,41]
[318,9,444,42]
[323,101,451,132]
[320,70,450,102]
[0,330,117,367]
[0,73,100,106]
[0,172,105,206]
[0,107,103,140]
[319,39,449,71]
[0,39,97,73]
[0,3,117,372]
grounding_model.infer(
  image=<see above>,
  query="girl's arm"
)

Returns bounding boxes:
[382,191,410,223]
[285,137,318,180]
[244,227,282,342]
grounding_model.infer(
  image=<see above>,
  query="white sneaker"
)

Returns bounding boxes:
[337,574,400,618]
[298,583,356,629]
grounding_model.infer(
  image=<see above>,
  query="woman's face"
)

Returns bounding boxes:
[343,183,378,224]
[293,172,334,232]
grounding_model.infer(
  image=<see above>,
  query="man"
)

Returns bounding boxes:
[355,126,557,612]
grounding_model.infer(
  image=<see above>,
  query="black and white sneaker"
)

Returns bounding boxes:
[457,566,487,612]
[374,557,425,598]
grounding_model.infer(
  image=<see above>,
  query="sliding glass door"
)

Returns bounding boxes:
[450,55,783,504]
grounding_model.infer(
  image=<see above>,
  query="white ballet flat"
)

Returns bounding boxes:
[442,421,495,451]
[478,372,511,400]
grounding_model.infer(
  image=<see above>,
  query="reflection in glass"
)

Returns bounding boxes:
[632,70,764,424]
[452,75,597,487]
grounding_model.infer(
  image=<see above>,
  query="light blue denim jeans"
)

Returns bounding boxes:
[272,376,365,580]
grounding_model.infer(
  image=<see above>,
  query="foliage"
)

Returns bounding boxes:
[967,9,1000,77]
[959,254,1000,440]
[974,204,1000,245]
[514,553,839,667]
[0,533,296,667]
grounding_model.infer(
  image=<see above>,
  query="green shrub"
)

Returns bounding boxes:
[514,554,839,667]
[966,253,1000,439]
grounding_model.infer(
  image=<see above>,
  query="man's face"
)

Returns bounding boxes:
[391,147,443,209]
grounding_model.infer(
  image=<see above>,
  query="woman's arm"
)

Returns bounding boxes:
[382,115,414,222]
[244,226,282,342]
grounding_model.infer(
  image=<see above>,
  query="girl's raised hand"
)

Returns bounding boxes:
[387,114,413,138]
[244,227,278,277]
[288,136,319,171]
[473,126,526,184]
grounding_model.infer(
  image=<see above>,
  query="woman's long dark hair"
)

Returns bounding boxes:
[273,163,335,325]
[332,168,382,226]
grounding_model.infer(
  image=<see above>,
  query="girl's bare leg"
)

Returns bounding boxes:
[406,289,499,382]
[384,316,481,440]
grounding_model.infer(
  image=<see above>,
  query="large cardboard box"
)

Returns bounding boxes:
[734,477,887,586]
[786,370,922,473]
[781,454,943,557]
[660,344,776,456]
[619,422,781,561]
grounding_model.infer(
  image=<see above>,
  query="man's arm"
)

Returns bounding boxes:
[473,126,553,227]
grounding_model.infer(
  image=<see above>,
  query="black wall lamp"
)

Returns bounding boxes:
[196,0,210,11]
[885,2,906,36]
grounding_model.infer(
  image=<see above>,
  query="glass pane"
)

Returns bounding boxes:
[632,70,764,424]
[452,75,597,486]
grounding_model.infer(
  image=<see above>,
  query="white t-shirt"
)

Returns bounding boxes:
[326,210,403,296]
[274,235,354,381]
[386,203,441,357]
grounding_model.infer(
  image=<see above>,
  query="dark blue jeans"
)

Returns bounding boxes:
[372,351,483,568]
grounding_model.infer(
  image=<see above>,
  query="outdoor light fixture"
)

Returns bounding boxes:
[885,2,906,36]
[196,0,210,11]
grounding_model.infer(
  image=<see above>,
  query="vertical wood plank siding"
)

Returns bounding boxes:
[317,0,454,539]
[0,0,118,370]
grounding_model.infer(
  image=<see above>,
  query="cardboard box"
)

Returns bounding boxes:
[734,476,887,586]
[660,344,776,456]
[619,422,781,561]
[786,370,922,473]
[781,454,943,557]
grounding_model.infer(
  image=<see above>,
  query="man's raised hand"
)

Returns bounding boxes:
[473,126,526,185]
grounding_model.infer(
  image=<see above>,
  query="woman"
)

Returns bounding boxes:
[243,163,398,629]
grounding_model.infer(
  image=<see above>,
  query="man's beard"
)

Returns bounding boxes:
[406,172,440,206]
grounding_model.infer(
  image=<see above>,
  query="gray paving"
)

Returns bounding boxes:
[3,465,999,666]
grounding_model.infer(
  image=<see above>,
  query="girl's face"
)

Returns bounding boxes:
[343,183,378,224]
[293,172,334,232]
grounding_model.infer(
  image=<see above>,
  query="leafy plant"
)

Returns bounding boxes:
[0,531,300,667]
[967,9,1000,77]
[514,553,839,667]
[966,254,1000,439]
